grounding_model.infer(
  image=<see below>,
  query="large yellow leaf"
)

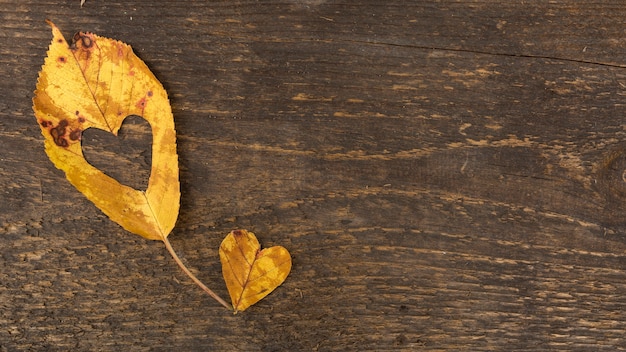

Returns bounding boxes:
[32,22,289,312]
[219,230,292,312]
[33,20,179,240]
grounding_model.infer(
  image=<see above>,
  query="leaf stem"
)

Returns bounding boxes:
[162,236,232,310]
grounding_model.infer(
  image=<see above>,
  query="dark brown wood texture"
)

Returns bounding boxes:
[2,1,626,350]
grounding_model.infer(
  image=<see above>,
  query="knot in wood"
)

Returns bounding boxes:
[597,147,626,200]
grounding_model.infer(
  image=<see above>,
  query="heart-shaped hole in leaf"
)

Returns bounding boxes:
[82,115,152,191]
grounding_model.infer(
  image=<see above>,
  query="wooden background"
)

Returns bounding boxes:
[2,1,626,350]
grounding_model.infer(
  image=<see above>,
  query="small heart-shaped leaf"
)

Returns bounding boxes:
[219,230,292,313]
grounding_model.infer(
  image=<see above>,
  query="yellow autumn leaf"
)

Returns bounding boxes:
[32,21,232,310]
[219,230,292,313]
[33,20,179,241]
[32,22,292,312]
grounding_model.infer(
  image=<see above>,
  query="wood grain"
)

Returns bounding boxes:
[2,1,626,350]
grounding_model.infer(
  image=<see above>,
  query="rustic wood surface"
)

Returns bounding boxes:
[2,1,626,350]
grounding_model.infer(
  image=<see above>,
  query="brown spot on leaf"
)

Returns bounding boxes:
[81,36,93,48]
[147,91,153,97]
[50,120,69,147]
[58,56,66,63]
[136,97,146,109]
[232,230,244,237]
[70,33,81,49]
[70,33,94,60]
[72,32,93,48]
[75,111,86,123]
[69,129,82,141]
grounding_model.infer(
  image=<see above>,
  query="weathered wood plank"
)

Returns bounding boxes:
[2,1,626,350]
